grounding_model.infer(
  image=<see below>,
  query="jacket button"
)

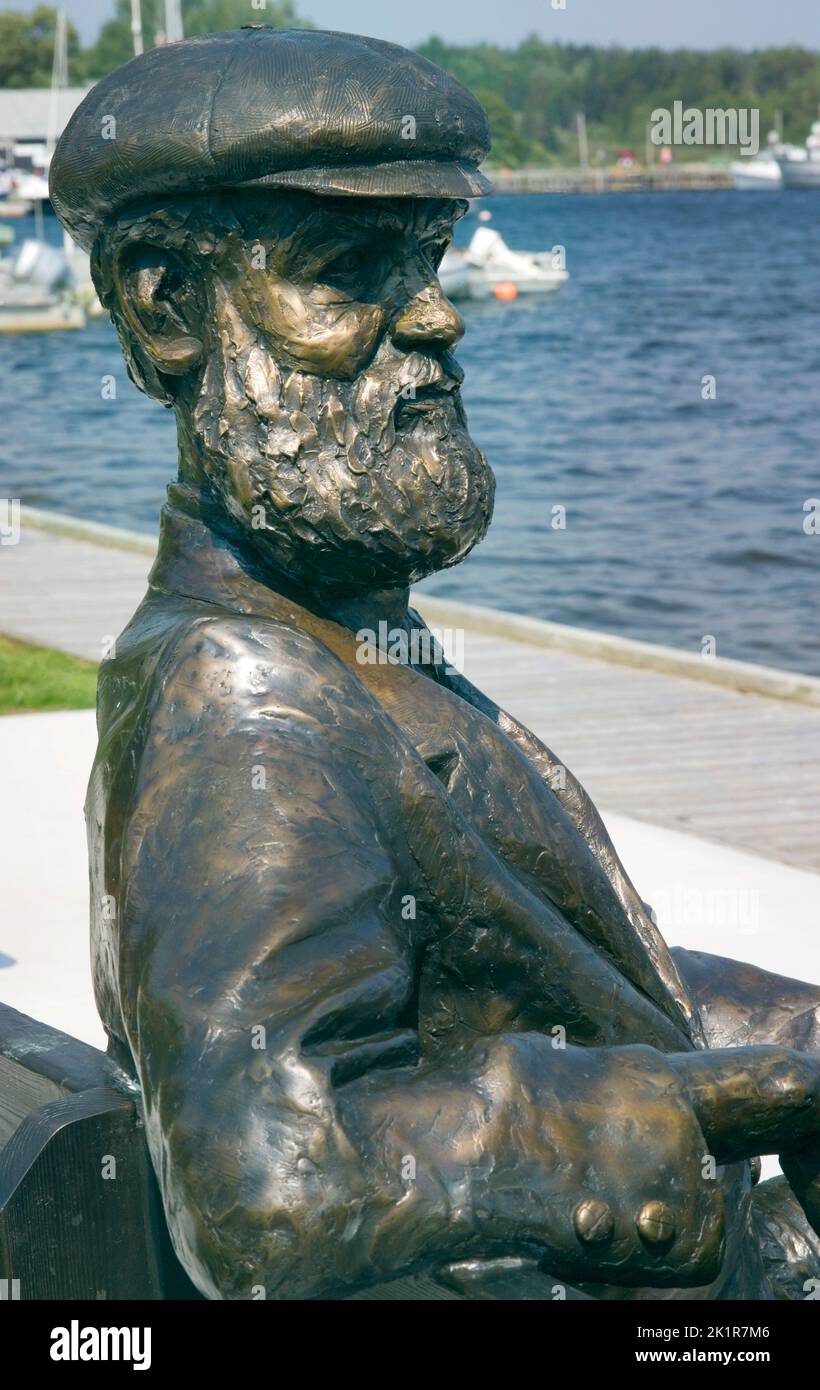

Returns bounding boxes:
[636,1200,676,1246]
[573,1198,614,1246]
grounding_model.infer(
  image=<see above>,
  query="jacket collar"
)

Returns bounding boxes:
[149,483,453,682]
[149,483,307,623]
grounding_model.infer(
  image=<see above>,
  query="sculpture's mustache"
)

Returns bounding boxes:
[394,350,463,392]
[392,350,463,413]
[232,339,467,458]
[352,348,466,445]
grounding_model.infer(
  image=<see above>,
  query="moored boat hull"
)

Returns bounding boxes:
[777,156,820,188]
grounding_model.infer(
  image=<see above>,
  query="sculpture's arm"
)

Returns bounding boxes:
[671,947,820,1052]
[439,661,703,1042]
[114,619,745,1298]
[669,949,820,1237]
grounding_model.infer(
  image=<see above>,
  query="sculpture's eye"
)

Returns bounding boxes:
[337,248,369,272]
[324,246,372,281]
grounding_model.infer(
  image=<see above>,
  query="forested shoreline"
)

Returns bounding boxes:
[2,3,818,167]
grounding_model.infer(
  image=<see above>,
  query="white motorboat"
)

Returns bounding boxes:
[10,171,51,203]
[731,154,782,189]
[61,231,105,317]
[0,166,38,215]
[0,237,87,332]
[0,278,85,332]
[0,197,33,219]
[438,247,472,299]
[440,226,569,300]
[776,121,820,187]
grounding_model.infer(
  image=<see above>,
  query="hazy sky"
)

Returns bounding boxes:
[7,0,820,51]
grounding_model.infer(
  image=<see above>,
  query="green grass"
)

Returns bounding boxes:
[0,633,98,715]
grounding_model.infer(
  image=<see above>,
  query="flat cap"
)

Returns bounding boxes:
[50,27,492,251]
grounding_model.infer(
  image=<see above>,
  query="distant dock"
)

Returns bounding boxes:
[491,165,733,194]
[3,504,820,873]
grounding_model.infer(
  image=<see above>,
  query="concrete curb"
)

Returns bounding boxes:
[21,505,820,708]
[416,595,820,709]
[21,505,157,556]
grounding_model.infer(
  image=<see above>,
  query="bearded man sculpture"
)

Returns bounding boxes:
[50,28,820,1301]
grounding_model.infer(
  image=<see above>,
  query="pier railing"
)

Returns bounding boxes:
[489,165,733,194]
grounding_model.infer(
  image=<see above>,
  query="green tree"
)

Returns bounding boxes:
[474,89,531,168]
[417,34,820,165]
[84,0,305,80]
[0,5,81,87]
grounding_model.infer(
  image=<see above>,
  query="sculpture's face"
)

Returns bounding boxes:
[183,191,495,595]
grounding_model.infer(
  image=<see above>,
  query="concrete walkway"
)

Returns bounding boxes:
[3,508,820,873]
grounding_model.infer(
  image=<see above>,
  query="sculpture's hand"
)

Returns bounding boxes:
[667,1046,820,1235]
[350,1036,732,1290]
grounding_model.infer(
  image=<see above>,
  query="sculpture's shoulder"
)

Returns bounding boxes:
[162,604,346,692]
[107,593,382,754]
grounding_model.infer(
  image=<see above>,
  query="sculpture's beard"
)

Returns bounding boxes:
[191,334,495,596]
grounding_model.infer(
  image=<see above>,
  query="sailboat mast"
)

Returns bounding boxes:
[46,8,68,163]
[131,0,144,57]
[164,0,184,44]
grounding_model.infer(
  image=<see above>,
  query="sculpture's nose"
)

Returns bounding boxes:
[391,283,464,350]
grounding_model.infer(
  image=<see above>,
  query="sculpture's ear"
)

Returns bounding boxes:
[112,243,203,377]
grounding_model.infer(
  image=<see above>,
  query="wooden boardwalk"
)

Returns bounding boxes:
[454,632,820,874]
[3,513,820,873]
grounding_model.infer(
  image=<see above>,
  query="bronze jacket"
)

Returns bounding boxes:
[87,490,810,1300]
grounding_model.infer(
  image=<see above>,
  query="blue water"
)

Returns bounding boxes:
[1,191,819,674]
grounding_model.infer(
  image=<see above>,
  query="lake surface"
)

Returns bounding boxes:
[1,190,819,674]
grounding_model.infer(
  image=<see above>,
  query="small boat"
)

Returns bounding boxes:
[441,226,569,300]
[776,121,820,187]
[0,280,85,333]
[0,237,87,333]
[731,154,782,189]
[9,171,51,203]
[59,230,105,317]
[0,198,33,219]
[438,247,472,299]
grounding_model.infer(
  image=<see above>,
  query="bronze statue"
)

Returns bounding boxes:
[50,27,819,1300]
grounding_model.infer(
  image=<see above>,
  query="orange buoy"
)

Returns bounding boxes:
[494,280,518,301]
